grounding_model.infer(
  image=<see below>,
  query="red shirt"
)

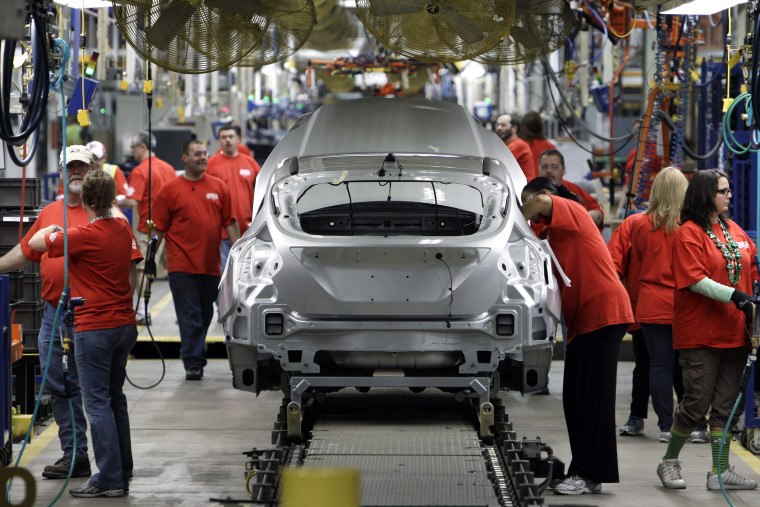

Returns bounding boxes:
[527,138,556,171]
[506,137,537,181]
[20,200,89,305]
[46,217,142,331]
[207,152,260,237]
[216,144,252,158]
[153,174,233,276]
[539,195,633,343]
[631,214,678,325]
[563,180,604,233]
[673,220,758,350]
[607,212,645,331]
[126,156,177,233]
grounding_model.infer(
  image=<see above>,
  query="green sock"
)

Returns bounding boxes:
[711,431,730,474]
[663,428,690,460]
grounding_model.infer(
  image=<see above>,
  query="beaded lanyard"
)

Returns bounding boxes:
[705,219,742,285]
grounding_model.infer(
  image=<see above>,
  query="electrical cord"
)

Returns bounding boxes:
[653,109,723,161]
[541,58,636,144]
[0,5,50,166]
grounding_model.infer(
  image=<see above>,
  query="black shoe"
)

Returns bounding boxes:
[136,314,152,326]
[70,482,126,498]
[42,455,91,479]
[185,366,203,380]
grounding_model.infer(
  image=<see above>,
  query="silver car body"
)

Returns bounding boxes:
[218,98,561,396]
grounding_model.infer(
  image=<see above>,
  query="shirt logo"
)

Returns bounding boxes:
[132,239,137,250]
[239,169,251,177]
[738,240,750,250]
[206,193,220,201]
[49,232,58,242]
[126,185,135,197]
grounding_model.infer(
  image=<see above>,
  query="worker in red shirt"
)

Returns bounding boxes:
[214,124,253,158]
[538,149,604,232]
[630,167,689,444]
[30,169,142,498]
[124,131,176,323]
[494,113,537,181]
[153,140,240,381]
[657,169,759,491]
[608,211,650,437]
[520,177,633,495]
[0,146,98,480]
[207,124,261,268]
[519,111,557,171]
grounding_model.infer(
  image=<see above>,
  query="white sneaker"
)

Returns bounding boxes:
[657,459,686,489]
[620,417,645,436]
[553,475,602,495]
[706,467,758,490]
[659,431,672,443]
[690,429,709,443]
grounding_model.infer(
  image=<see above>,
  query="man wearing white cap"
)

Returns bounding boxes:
[55,142,129,203]
[0,146,98,479]
[86,141,129,202]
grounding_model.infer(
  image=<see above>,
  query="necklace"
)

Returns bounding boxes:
[90,213,113,224]
[705,219,742,285]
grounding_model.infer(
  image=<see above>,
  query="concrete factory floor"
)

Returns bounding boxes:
[8,280,760,506]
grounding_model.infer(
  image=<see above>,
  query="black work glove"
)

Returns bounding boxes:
[730,289,754,319]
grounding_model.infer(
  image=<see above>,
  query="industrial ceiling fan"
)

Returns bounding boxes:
[355,0,517,63]
[112,0,276,73]
[238,0,316,67]
[475,0,575,65]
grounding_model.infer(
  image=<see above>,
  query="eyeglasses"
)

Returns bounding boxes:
[716,188,732,195]
[539,164,562,171]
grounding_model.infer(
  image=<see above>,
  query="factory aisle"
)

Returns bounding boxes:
[7,281,760,506]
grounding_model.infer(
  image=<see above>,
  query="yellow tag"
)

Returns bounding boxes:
[723,98,734,113]
[728,49,743,70]
[120,80,128,91]
[178,107,185,123]
[143,79,153,94]
[156,98,163,108]
[77,109,90,127]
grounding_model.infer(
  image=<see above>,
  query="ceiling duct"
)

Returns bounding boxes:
[112,0,276,73]
[355,0,517,64]
[474,0,575,65]
[238,0,317,67]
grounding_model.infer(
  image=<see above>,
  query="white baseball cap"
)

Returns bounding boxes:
[86,141,106,159]
[59,145,94,167]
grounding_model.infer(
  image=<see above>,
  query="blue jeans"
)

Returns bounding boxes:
[220,239,232,273]
[168,272,220,370]
[74,325,137,489]
[39,302,88,458]
[641,323,679,431]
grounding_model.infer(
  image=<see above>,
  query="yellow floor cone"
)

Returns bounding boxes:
[280,467,360,507]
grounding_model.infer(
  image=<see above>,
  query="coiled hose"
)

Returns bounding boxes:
[671,16,697,169]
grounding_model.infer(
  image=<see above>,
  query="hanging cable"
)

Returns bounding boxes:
[580,0,608,65]
[0,4,50,166]
[670,16,697,169]
[541,58,635,144]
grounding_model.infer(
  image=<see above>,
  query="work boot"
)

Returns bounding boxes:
[42,455,91,479]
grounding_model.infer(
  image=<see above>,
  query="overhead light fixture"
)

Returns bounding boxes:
[662,0,747,15]
[53,0,112,7]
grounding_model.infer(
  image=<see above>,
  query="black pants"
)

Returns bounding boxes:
[629,328,650,419]
[564,324,627,483]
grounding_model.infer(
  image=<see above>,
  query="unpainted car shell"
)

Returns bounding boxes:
[218,98,560,396]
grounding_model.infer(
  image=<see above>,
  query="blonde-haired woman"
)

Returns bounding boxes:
[630,167,688,442]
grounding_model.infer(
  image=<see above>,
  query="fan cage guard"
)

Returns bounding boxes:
[355,0,517,64]
[113,0,276,74]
